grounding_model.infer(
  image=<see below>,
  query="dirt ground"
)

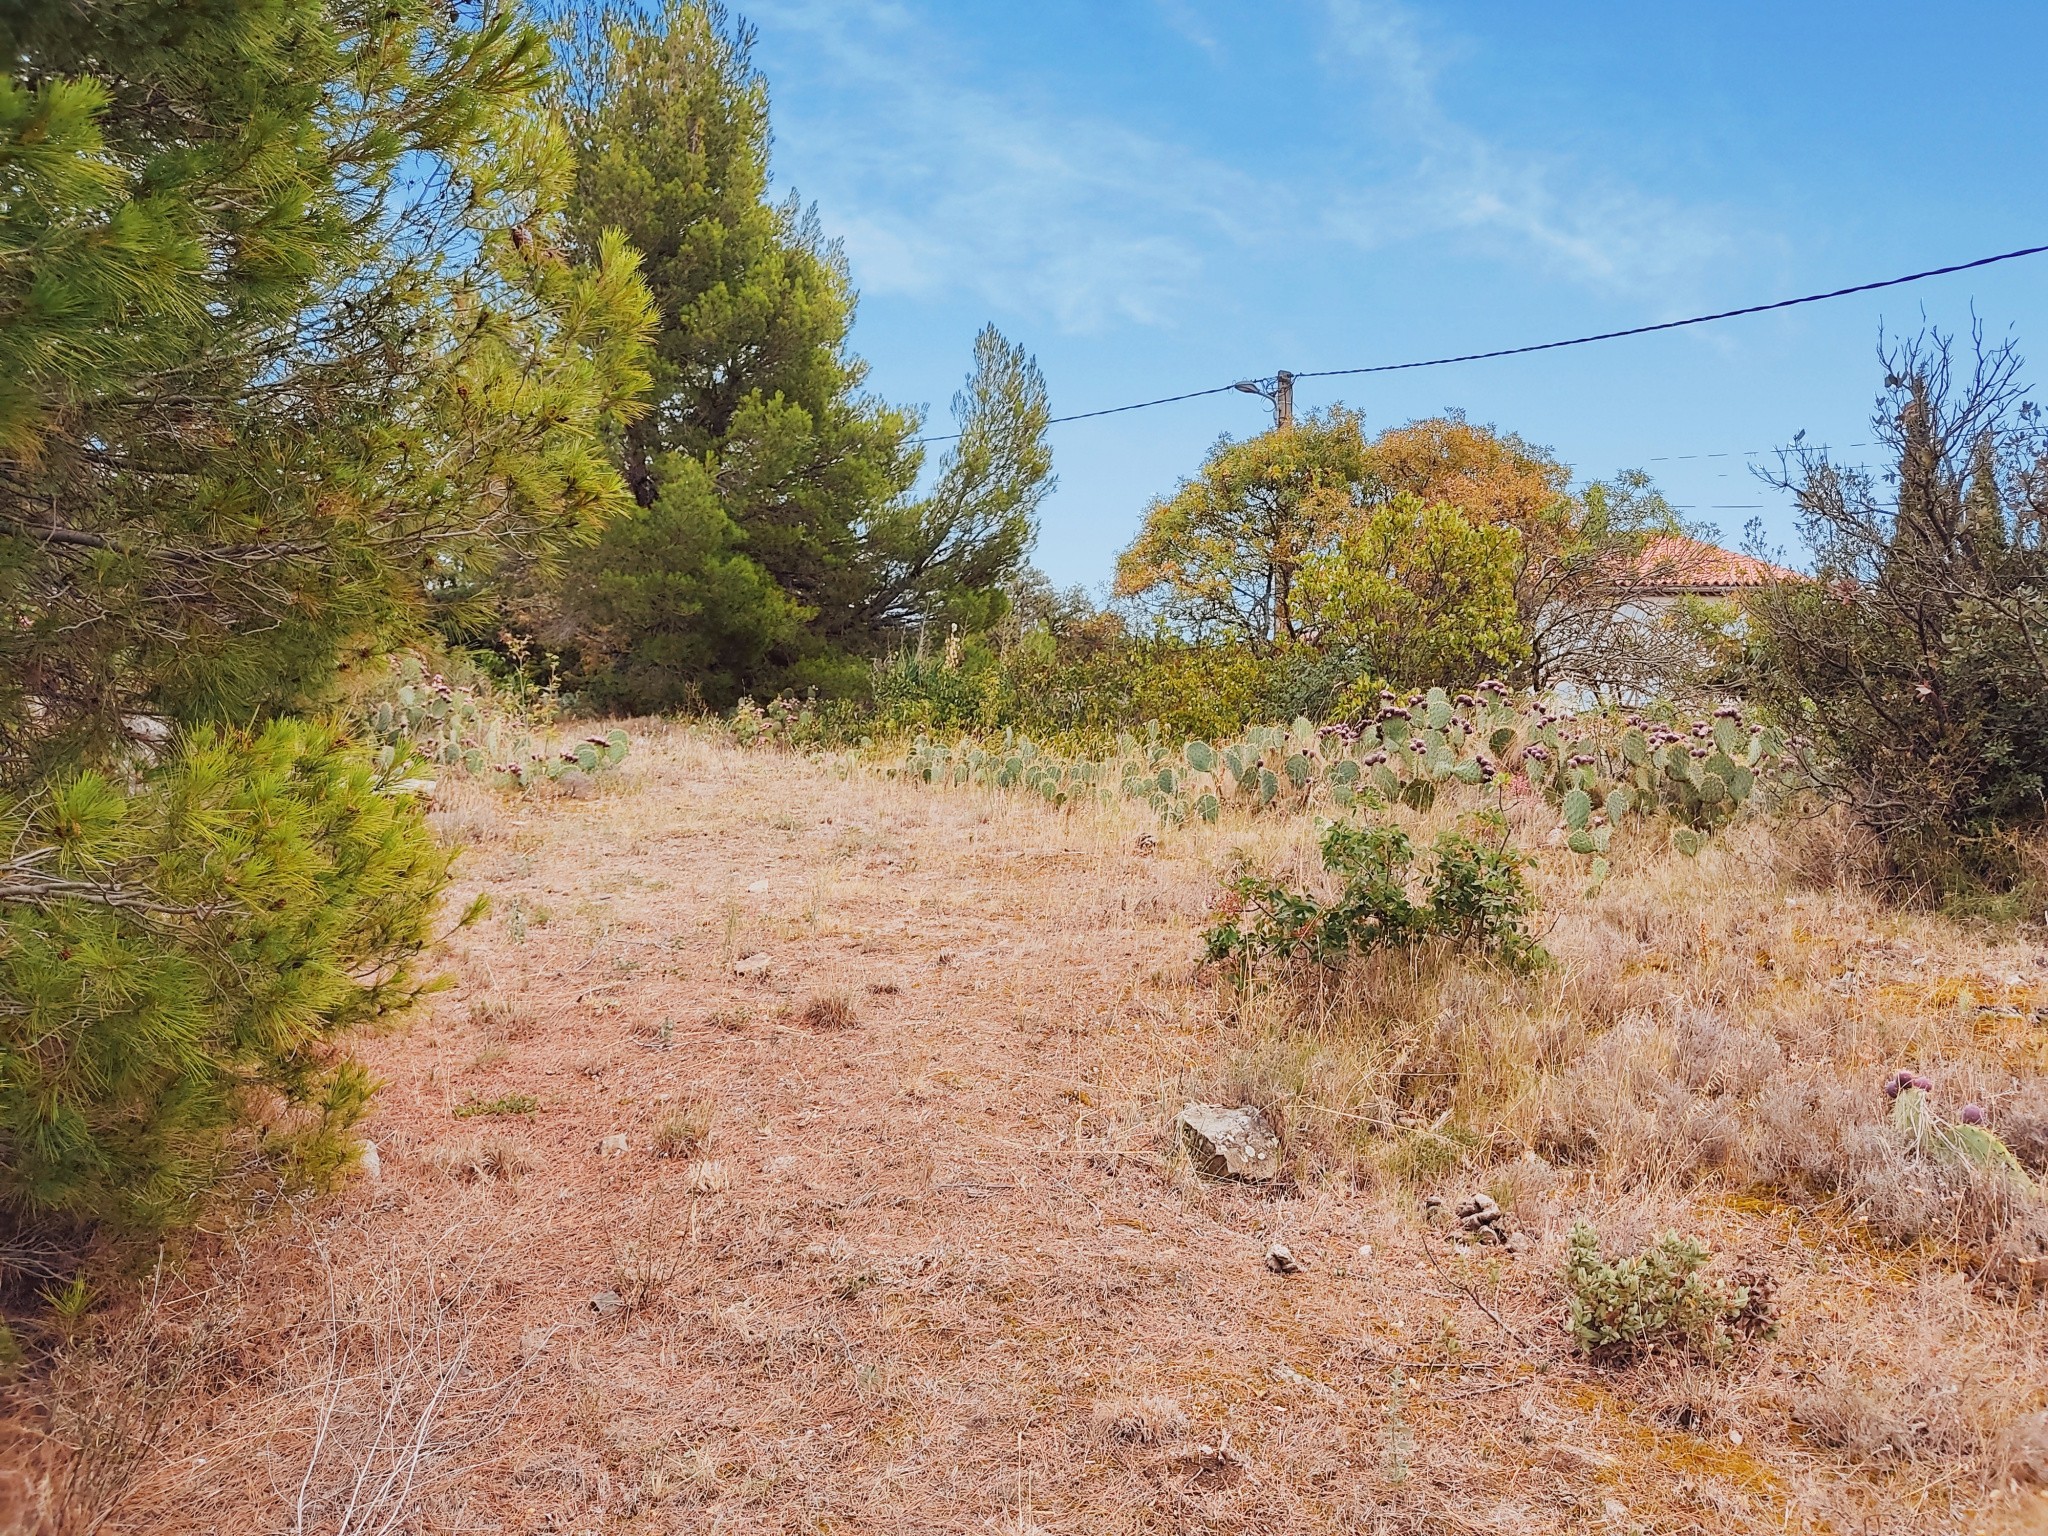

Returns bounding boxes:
[22,726,2048,1535]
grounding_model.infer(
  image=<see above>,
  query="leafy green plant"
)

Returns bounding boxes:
[1203,816,1542,970]
[1562,1222,1754,1360]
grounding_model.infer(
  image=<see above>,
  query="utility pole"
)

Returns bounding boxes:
[1232,370,1296,431]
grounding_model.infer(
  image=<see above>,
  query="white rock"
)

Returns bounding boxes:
[1175,1103,1282,1182]
[1264,1242,1301,1275]
[599,1133,628,1157]
[357,1141,382,1181]
[746,880,771,894]
[733,952,772,977]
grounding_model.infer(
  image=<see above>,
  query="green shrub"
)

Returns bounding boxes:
[0,721,458,1232]
[453,1094,540,1119]
[1203,816,1542,970]
[1562,1222,1753,1360]
[1747,329,2048,893]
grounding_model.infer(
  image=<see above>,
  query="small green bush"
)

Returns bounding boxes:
[453,1094,540,1119]
[0,721,455,1232]
[1562,1222,1752,1360]
[1203,816,1542,970]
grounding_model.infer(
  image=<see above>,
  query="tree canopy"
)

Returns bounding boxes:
[540,1,1052,708]
[1,0,652,1230]
[1113,408,1371,651]
[0,0,654,783]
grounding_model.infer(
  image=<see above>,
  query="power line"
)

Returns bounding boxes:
[914,241,2048,445]
[1294,243,2048,382]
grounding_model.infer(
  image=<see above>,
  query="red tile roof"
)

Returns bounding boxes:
[1627,535,1796,594]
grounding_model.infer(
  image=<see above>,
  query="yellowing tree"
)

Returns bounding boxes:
[1113,409,1371,651]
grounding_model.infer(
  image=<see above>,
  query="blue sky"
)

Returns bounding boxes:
[741,0,2048,590]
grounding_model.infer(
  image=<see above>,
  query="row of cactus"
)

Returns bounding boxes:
[363,654,629,791]
[894,683,1791,875]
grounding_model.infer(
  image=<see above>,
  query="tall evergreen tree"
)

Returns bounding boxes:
[0,0,653,1229]
[1,1,653,779]
[546,1,1051,708]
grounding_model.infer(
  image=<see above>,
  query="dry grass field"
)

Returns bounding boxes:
[9,724,2048,1534]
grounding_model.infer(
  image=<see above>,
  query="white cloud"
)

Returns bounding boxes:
[746,0,1266,333]
[1314,0,1742,300]
[745,0,1750,337]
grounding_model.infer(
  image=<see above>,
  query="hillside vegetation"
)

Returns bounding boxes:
[5,1,2048,1532]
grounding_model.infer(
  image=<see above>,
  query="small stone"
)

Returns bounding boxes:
[1264,1242,1300,1275]
[1505,1231,1533,1255]
[589,1290,623,1317]
[746,880,771,894]
[1356,1242,1374,1259]
[1175,1103,1282,1182]
[599,1133,628,1157]
[357,1141,382,1182]
[733,952,772,977]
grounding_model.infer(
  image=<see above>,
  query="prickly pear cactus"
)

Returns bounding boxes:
[361,653,631,793]
[890,682,1788,870]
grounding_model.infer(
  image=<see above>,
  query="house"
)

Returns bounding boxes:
[1540,535,1797,702]
[1624,535,1797,615]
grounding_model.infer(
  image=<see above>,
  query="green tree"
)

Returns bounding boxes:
[1749,327,2048,890]
[0,0,652,1231]
[1114,408,1372,651]
[1294,494,1525,689]
[1,0,652,779]
[547,2,1050,706]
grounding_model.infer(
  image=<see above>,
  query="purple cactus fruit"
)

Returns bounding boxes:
[1911,1075,1934,1092]
[1959,1104,1987,1126]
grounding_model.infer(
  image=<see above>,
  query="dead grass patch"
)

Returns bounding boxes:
[16,728,2046,1536]
[425,1135,531,1183]
[652,1098,715,1159]
[797,990,858,1030]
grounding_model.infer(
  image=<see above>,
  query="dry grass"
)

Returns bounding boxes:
[651,1098,715,1159]
[796,989,858,1030]
[8,723,2048,1535]
[424,1134,532,1183]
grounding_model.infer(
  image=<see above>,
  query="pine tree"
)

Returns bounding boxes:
[0,0,653,777]
[0,0,653,1231]
[544,2,1051,707]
